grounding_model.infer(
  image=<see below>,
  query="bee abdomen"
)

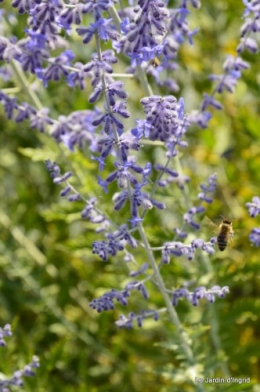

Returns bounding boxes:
[217,234,228,251]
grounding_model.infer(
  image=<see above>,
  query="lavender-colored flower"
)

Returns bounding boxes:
[183,206,205,230]
[188,0,258,132]
[154,163,178,179]
[173,228,188,240]
[188,110,212,129]
[139,95,181,141]
[198,173,217,203]
[115,313,134,329]
[106,224,137,248]
[58,3,83,31]
[129,262,149,277]
[112,189,128,210]
[162,236,215,262]
[145,1,200,91]
[169,5,199,46]
[80,198,111,233]
[90,289,130,312]
[44,51,73,82]
[201,93,223,111]
[103,160,139,190]
[84,50,117,87]
[0,324,12,347]
[63,110,99,151]
[11,0,38,14]
[210,70,242,94]
[45,160,72,183]
[115,310,159,329]
[0,94,17,120]
[15,102,37,122]
[237,37,258,53]
[77,18,120,44]
[249,228,260,247]
[29,1,63,37]
[172,285,229,306]
[51,115,72,141]
[120,0,169,63]
[223,56,250,73]
[239,1,260,53]
[30,107,54,133]
[81,0,116,20]
[246,196,260,217]
[0,323,39,389]
[92,239,124,261]
[17,30,48,73]
[66,62,87,90]
[0,36,22,62]
[93,112,121,135]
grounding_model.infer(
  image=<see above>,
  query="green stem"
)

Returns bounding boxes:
[10,60,43,110]
[137,222,204,391]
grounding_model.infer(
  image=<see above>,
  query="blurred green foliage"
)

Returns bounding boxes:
[1,1,260,391]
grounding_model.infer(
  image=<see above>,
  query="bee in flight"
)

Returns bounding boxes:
[217,218,234,251]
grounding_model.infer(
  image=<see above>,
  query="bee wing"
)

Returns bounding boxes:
[201,216,218,232]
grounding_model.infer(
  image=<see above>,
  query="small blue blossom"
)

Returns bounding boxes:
[183,206,205,230]
[115,310,159,329]
[92,97,129,135]
[81,0,116,20]
[188,110,212,129]
[120,0,169,64]
[0,324,12,346]
[81,198,111,233]
[240,1,260,54]
[90,289,130,312]
[140,95,181,141]
[0,93,17,119]
[249,228,260,247]
[162,237,215,262]
[66,62,87,90]
[45,160,71,182]
[90,280,149,313]
[106,224,137,248]
[17,30,48,73]
[29,1,63,30]
[154,163,178,178]
[92,239,124,261]
[15,102,37,122]
[51,115,72,141]
[201,93,223,111]
[172,286,229,307]
[198,173,217,203]
[173,228,188,240]
[11,0,38,14]
[169,5,199,45]
[246,196,260,217]
[30,107,54,133]
[129,262,149,277]
[237,37,258,53]
[44,51,73,82]
[58,3,83,31]
[77,18,120,44]
[0,324,40,389]
[210,70,242,94]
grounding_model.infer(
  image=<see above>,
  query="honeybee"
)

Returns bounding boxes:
[150,57,161,67]
[217,218,234,251]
